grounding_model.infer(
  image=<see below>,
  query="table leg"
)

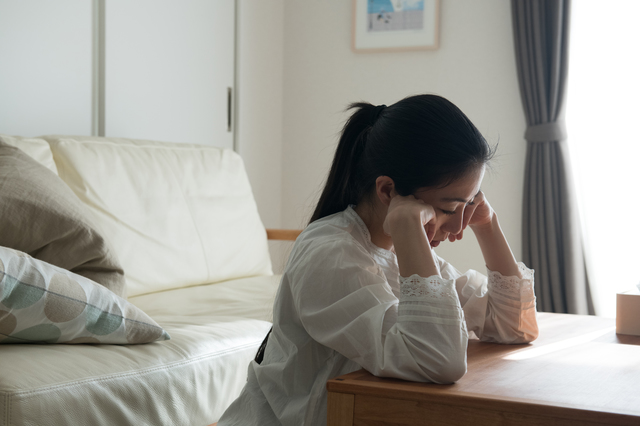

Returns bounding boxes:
[327,391,355,426]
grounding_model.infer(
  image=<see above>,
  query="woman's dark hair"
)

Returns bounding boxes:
[309,94,494,224]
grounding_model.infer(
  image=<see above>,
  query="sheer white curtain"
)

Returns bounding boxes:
[567,0,640,318]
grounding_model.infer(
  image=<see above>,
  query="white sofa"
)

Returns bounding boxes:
[0,135,283,425]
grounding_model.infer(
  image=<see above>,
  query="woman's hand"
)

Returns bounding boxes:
[465,191,494,229]
[447,191,495,242]
[383,194,440,278]
[383,194,437,242]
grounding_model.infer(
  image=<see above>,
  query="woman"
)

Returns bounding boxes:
[218,94,538,425]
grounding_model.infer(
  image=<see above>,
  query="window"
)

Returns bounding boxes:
[566,0,640,317]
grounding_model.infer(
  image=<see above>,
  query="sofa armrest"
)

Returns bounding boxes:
[266,229,302,241]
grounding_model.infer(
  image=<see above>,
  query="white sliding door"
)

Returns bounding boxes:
[105,0,235,149]
[0,0,93,136]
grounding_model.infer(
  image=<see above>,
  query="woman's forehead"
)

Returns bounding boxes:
[416,166,484,201]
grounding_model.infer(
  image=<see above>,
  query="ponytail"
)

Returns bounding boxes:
[309,94,494,225]
[309,103,385,223]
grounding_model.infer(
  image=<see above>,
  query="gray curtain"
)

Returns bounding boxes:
[511,0,593,314]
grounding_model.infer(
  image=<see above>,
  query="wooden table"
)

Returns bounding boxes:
[327,313,640,425]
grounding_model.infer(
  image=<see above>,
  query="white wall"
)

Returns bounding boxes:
[0,0,93,136]
[280,0,527,273]
[236,0,284,229]
[236,0,291,272]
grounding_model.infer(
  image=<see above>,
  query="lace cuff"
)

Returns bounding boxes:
[487,262,535,301]
[399,274,460,306]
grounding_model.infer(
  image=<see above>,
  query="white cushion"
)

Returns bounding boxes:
[0,134,58,174]
[0,274,280,426]
[41,135,272,297]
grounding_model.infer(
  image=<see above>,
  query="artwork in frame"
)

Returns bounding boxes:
[352,0,440,52]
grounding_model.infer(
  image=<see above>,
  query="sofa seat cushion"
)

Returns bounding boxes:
[41,135,272,297]
[0,275,280,426]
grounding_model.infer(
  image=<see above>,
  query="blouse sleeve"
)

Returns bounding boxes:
[437,255,538,344]
[289,238,468,384]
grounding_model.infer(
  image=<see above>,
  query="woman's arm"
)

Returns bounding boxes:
[449,192,538,343]
[292,240,468,384]
[471,214,521,278]
[384,195,440,278]
[438,258,538,344]
[462,191,520,278]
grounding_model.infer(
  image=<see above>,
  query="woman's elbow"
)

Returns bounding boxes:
[507,316,539,344]
[513,327,538,344]
[423,357,467,384]
[418,347,467,384]
[416,332,469,383]
[483,312,539,344]
[374,348,467,384]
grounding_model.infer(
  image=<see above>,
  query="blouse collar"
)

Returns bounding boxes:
[344,205,396,261]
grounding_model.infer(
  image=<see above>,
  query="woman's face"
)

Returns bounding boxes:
[413,166,485,247]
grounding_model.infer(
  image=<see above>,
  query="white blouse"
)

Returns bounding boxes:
[218,206,538,426]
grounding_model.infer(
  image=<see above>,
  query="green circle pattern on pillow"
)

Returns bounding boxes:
[85,304,123,335]
[0,260,46,309]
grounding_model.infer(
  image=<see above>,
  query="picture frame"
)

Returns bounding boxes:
[352,0,440,52]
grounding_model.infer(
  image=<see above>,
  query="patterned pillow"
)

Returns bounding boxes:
[0,246,169,344]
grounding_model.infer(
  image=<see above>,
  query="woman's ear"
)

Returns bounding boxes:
[375,176,395,206]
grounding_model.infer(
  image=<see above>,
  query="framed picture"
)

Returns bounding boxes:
[352,0,440,52]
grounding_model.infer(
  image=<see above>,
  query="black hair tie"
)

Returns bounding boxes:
[369,104,387,126]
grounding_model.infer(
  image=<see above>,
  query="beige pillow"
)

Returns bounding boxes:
[0,246,169,344]
[0,140,126,297]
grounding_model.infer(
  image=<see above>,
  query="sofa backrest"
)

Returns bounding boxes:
[40,135,272,297]
[0,134,58,174]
